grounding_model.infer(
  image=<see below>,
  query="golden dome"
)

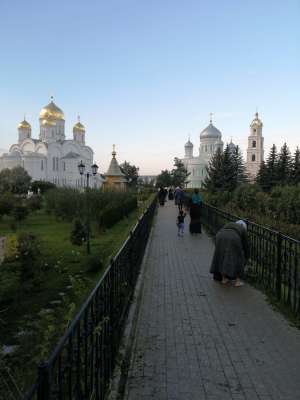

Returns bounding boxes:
[73,116,85,133]
[39,98,64,121]
[18,119,31,130]
[41,119,56,126]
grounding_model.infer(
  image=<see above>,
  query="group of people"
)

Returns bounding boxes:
[158,185,250,287]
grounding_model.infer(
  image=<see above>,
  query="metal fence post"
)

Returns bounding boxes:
[37,362,50,400]
[276,232,282,301]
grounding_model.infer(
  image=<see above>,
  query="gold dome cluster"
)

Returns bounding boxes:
[18,118,31,130]
[39,97,65,123]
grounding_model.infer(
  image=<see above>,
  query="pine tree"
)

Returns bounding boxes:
[222,144,236,191]
[276,143,292,185]
[256,160,269,191]
[291,147,300,185]
[203,148,224,192]
[265,144,278,191]
[171,158,190,187]
[232,145,248,187]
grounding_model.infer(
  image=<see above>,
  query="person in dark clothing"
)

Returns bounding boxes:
[168,188,174,200]
[210,220,250,287]
[158,187,167,206]
[174,187,184,211]
[189,189,202,234]
[176,210,186,237]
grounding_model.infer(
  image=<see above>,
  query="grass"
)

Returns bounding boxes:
[0,197,152,392]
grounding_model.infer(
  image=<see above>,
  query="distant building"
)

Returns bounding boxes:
[0,97,103,188]
[246,112,264,180]
[103,146,128,190]
[181,116,224,188]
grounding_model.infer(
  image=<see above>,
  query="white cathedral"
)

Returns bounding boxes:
[0,98,103,188]
[182,113,264,188]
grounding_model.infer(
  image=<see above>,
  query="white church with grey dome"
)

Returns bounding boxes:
[182,112,264,187]
[0,98,103,188]
[182,117,224,188]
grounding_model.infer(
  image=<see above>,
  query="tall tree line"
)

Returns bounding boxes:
[256,144,300,191]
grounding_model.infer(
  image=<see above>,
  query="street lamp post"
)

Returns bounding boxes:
[78,160,99,254]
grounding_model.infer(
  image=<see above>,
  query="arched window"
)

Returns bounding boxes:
[41,160,44,171]
[253,128,256,133]
[252,140,256,148]
[63,161,66,171]
[52,157,55,170]
[205,145,207,152]
[252,154,256,162]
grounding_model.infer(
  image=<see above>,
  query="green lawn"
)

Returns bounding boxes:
[0,200,149,392]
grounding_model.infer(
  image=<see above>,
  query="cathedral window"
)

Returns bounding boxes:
[205,145,207,152]
[63,161,66,171]
[52,157,55,171]
[56,157,59,171]
[252,154,256,162]
[252,140,256,148]
[253,129,256,133]
[41,160,44,171]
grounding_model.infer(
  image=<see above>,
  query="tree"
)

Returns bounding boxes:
[256,161,270,191]
[291,147,300,185]
[264,144,278,191]
[31,180,56,194]
[0,166,31,194]
[171,158,190,188]
[222,144,237,191]
[276,143,292,185]
[203,148,224,192]
[156,170,172,188]
[232,146,248,187]
[120,161,139,188]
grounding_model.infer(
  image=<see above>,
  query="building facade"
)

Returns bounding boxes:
[0,98,103,188]
[182,118,224,188]
[246,112,264,180]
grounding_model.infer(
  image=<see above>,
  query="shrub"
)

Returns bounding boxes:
[70,219,87,246]
[26,195,43,211]
[13,205,29,222]
[81,254,104,274]
[31,180,56,194]
[3,234,18,262]
[0,192,15,217]
[17,233,41,281]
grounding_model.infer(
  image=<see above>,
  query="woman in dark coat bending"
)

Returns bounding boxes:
[210,220,249,287]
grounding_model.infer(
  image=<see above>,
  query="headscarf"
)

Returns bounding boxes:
[236,220,247,231]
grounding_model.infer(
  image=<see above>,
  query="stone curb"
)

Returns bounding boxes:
[107,214,156,400]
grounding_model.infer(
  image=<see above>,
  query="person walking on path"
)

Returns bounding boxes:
[174,186,184,211]
[210,219,249,286]
[158,187,167,206]
[176,209,186,237]
[168,187,174,200]
[189,188,202,234]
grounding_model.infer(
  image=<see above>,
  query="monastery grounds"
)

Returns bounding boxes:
[0,187,153,393]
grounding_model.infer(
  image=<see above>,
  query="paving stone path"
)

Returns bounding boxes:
[124,201,300,400]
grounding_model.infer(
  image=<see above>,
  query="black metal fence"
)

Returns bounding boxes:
[201,203,300,317]
[24,197,157,400]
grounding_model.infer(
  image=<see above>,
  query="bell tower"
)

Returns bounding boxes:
[246,112,264,180]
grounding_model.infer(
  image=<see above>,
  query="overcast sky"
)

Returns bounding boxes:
[0,0,299,174]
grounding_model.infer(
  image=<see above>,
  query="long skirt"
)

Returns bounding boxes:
[189,203,202,233]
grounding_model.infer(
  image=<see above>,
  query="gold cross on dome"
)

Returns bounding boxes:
[209,112,213,123]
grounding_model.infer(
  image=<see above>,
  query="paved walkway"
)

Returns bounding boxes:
[124,202,300,400]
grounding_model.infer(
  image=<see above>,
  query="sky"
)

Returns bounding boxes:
[0,0,299,174]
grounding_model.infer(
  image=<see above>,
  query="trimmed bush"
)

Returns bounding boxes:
[17,233,41,281]
[70,219,87,246]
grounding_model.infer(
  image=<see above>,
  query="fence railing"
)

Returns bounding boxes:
[24,197,157,400]
[201,203,300,317]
